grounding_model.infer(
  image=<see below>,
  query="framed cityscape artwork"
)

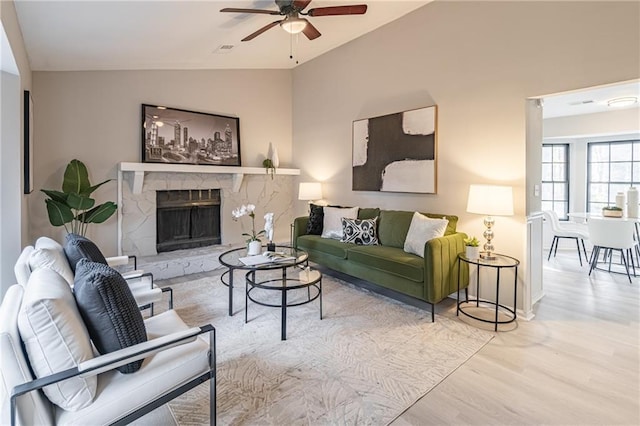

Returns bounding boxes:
[352,105,437,194]
[141,104,241,166]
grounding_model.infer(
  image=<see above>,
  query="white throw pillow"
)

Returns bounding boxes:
[321,206,359,239]
[28,247,75,287]
[403,212,449,257]
[18,268,97,411]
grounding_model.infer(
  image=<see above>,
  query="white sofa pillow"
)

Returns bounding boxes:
[321,206,359,239]
[403,212,449,257]
[28,245,75,287]
[18,268,97,411]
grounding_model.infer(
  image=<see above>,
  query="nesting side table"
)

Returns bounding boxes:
[457,253,519,331]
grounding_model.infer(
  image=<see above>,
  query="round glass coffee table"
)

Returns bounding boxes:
[218,245,309,316]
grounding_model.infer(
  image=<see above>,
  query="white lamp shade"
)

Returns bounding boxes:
[298,182,323,201]
[466,184,514,216]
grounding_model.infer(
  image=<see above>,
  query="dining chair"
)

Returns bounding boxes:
[542,210,589,266]
[587,218,636,283]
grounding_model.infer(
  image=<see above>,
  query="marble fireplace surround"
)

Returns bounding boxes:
[117,162,300,256]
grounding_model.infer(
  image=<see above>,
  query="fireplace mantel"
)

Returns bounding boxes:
[118,162,300,194]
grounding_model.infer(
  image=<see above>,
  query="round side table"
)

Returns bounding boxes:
[457,253,519,331]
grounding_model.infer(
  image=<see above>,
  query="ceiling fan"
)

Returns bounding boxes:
[221,0,368,42]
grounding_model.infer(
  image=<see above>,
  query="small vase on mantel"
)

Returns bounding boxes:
[268,142,280,168]
[627,187,639,218]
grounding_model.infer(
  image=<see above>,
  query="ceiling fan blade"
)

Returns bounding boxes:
[220,8,280,15]
[293,0,312,11]
[307,5,367,17]
[241,21,282,42]
[301,19,321,40]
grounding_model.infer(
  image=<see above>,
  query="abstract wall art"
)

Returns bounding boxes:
[352,105,437,194]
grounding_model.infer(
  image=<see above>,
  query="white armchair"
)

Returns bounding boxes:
[1,283,216,425]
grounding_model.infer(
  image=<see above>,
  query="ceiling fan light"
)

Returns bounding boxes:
[281,17,307,34]
[607,96,638,108]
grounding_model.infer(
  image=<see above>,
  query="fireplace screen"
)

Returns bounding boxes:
[156,189,221,252]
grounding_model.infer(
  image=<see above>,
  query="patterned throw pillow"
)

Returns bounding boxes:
[306,203,324,235]
[340,217,379,245]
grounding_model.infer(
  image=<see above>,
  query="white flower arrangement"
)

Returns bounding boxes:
[232,204,265,243]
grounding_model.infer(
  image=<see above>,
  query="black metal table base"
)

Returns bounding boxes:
[245,267,322,340]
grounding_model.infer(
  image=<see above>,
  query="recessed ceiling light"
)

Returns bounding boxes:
[607,96,638,107]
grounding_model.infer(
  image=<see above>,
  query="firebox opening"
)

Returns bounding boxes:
[156,189,221,253]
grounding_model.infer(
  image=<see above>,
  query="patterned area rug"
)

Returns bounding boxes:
[164,270,493,425]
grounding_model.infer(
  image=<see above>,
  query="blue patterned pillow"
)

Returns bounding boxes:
[340,217,379,245]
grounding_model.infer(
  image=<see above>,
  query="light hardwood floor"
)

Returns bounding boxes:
[392,250,640,425]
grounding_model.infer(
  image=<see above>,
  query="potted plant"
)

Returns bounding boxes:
[262,158,276,179]
[232,204,266,255]
[602,205,623,218]
[41,159,117,236]
[464,236,480,259]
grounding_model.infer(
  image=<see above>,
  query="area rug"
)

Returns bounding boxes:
[163,270,493,425]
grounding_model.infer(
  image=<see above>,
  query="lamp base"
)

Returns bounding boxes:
[480,252,497,260]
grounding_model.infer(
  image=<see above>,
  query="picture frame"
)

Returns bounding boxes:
[141,104,241,166]
[24,90,34,194]
[352,105,437,194]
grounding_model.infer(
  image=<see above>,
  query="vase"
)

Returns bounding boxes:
[465,246,480,260]
[247,240,262,256]
[627,187,638,218]
[268,142,280,168]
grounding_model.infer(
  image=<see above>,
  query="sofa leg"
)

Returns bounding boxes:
[431,303,435,322]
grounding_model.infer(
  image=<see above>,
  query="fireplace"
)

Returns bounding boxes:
[156,189,221,253]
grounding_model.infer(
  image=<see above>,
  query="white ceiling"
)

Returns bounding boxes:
[542,80,640,119]
[14,0,430,71]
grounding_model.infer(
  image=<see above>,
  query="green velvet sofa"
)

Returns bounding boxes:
[293,208,470,320]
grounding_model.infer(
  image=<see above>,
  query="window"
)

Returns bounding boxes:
[541,144,570,220]
[587,140,640,212]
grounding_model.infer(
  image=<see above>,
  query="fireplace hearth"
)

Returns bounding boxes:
[156,189,221,253]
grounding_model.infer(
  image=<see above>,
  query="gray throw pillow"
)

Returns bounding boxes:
[64,233,108,273]
[73,259,147,374]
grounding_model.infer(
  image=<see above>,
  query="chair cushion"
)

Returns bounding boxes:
[28,247,75,288]
[55,310,210,425]
[0,285,54,425]
[18,268,97,411]
[403,212,449,257]
[63,233,108,273]
[73,259,147,374]
[341,217,379,245]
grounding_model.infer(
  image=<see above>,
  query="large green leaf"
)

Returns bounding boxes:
[84,179,113,197]
[67,193,95,211]
[41,189,68,204]
[45,199,74,226]
[62,159,91,195]
[78,202,117,224]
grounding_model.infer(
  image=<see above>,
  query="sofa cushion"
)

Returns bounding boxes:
[297,235,353,259]
[28,247,75,288]
[306,203,324,235]
[347,245,424,283]
[377,210,414,248]
[403,212,449,257]
[18,268,97,411]
[341,217,379,245]
[73,259,147,374]
[64,233,108,273]
[14,245,34,287]
[321,206,359,240]
[0,285,55,425]
[358,207,381,220]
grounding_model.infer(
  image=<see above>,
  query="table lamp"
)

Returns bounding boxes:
[466,184,514,260]
[298,182,323,204]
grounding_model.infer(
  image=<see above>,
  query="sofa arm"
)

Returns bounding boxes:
[423,232,469,304]
[293,217,309,249]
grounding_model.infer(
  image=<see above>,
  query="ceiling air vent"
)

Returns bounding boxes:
[213,45,235,54]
